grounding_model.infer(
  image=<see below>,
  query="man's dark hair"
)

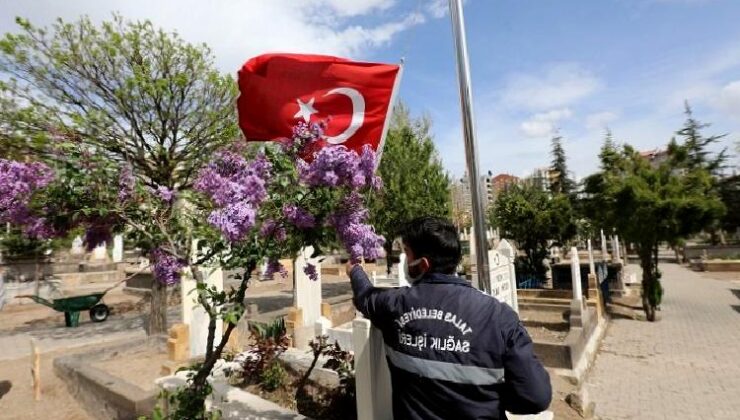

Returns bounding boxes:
[401,216,461,274]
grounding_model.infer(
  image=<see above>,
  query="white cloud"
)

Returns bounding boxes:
[585,111,619,131]
[500,63,601,110]
[0,0,424,74]
[317,0,395,16]
[520,108,572,138]
[427,0,449,18]
[710,80,740,118]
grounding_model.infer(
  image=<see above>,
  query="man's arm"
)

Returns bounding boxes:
[347,263,389,322]
[500,310,552,414]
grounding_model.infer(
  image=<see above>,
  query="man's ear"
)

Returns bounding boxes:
[419,257,431,273]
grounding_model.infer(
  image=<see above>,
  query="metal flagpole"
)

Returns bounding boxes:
[448,0,491,294]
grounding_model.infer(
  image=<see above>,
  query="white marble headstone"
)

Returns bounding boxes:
[587,239,596,275]
[570,246,583,301]
[397,252,409,287]
[112,235,124,263]
[70,236,84,255]
[600,229,608,262]
[181,266,224,358]
[294,246,322,327]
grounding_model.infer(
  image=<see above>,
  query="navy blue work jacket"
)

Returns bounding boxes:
[350,266,551,420]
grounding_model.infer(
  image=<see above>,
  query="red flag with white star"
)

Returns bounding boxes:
[237,53,401,156]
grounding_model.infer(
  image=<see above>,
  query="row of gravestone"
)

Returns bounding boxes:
[69,234,125,262]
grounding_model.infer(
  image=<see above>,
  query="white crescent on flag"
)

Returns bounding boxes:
[322,87,365,145]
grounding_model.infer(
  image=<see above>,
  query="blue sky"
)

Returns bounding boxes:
[2,0,738,178]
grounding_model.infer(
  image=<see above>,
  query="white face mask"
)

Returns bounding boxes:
[404,258,424,282]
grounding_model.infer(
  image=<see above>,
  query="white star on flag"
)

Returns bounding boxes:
[294,97,318,123]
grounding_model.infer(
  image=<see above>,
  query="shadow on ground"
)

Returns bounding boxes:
[0,381,11,400]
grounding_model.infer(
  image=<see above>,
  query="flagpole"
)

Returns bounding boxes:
[448,0,491,294]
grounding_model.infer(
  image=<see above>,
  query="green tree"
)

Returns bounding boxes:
[0,15,238,334]
[584,142,724,321]
[489,183,576,281]
[368,104,451,273]
[549,135,574,196]
[671,102,727,175]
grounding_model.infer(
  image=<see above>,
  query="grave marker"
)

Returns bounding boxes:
[600,229,608,262]
[294,246,322,328]
[488,240,518,313]
[570,246,586,328]
[112,235,124,263]
[612,235,621,264]
[587,239,596,275]
[70,236,84,255]
[91,242,108,261]
[397,252,409,287]
[181,266,224,358]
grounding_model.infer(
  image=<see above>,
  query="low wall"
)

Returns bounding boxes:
[0,260,119,282]
[702,260,740,272]
[684,245,740,261]
[53,338,162,420]
[3,282,57,305]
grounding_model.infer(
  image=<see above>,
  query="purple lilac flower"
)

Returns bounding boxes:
[298,144,381,190]
[0,160,54,222]
[264,260,288,279]
[303,263,318,282]
[328,191,385,263]
[259,219,287,242]
[195,151,272,241]
[207,203,257,242]
[118,165,135,203]
[24,217,56,240]
[282,204,316,229]
[155,185,175,203]
[284,121,324,152]
[150,247,186,286]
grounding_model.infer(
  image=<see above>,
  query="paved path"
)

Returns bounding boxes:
[586,264,740,420]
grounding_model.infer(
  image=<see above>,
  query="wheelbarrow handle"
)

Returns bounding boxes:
[15,294,54,308]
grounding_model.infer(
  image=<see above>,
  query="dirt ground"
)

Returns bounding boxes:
[0,347,93,420]
[91,346,168,392]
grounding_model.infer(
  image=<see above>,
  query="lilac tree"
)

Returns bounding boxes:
[1,121,385,418]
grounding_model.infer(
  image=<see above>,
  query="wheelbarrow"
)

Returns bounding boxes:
[16,292,110,327]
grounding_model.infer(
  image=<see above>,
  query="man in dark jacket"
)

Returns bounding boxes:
[348,216,551,419]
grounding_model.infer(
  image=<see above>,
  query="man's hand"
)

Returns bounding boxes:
[346,261,359,277]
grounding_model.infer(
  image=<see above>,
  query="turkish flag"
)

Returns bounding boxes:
[237,53,401,156]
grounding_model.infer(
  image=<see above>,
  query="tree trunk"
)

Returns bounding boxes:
[639,245,657,322]
[384,241,393,275]
[148,279,168,335]
[179,262,256,418]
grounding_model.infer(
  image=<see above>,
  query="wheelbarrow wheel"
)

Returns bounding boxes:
[89,304,109,322]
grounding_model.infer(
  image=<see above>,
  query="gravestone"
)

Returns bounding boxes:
[294,246,322,330]
[352,318,392,420]
[497,239,515,260]
[612,235,621,264]
[587,239,596,275]
[569,247,586,328]
[70,236,84,256]
[181,266,224,358]
[112,235,124,263]
[397,252,409,287]
[91,243,108,261]
[600,229,608,262]
[488,241,518,313]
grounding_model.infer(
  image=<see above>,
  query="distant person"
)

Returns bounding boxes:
[347,216,551,419]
